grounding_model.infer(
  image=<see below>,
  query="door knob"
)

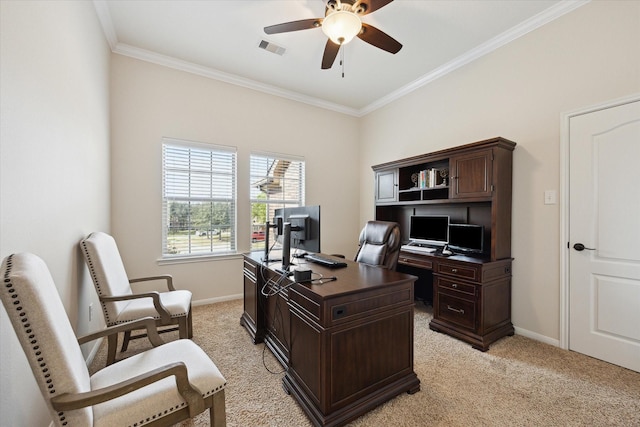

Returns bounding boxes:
[573,243,595,251]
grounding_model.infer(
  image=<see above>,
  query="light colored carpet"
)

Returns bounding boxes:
[89,299,640,426]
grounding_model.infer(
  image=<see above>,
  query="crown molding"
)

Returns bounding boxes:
[359,0,590,115]
[112,43,361,117]
[93,0,589,118]
[92,0,117,50]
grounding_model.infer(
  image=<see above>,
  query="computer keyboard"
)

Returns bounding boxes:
[401,244,436,254]
[304,253,348,268]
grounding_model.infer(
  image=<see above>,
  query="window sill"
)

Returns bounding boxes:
[157,252,243,265]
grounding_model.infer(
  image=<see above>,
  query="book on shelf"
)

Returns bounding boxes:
[418,168,445,188]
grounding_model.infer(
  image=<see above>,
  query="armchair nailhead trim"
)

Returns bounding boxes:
[111,311,189,324]
[203,383,227,397]
[80,240,113,324]
[125,383,227,427]
[130,403,187,427]
[3,255,68,426]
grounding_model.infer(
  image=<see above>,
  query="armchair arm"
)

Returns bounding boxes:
[99,292,172,323]
[77,317,164,347]
[129,274,175,291]
[51,362,205,417]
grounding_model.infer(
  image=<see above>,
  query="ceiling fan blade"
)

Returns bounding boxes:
[321,39,340,69]
[264,19,322,35]
[357,0,394,15]
[357,23,402,54]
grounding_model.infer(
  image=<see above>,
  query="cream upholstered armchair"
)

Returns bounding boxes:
[0,253,226,427]
[81,231,193,365]
[354,220,402,270]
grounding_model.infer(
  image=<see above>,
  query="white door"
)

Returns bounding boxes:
[569,98,640,372]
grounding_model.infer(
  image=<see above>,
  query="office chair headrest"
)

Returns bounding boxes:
[355,221,401,270]
[359,221,400,249]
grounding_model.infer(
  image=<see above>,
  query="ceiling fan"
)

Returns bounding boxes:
[264,0,402,70]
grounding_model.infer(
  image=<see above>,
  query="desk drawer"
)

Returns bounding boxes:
[435,293,476,331]
[436,277,476,297]
[243,260,257,281]
[436,261,480,281]
[399,253,433,269]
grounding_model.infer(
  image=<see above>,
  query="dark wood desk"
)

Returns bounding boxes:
[241,252,420,427]
[373,138,516,351]
[398,250,514,351]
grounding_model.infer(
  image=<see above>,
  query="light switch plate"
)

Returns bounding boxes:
[544,190,557,205]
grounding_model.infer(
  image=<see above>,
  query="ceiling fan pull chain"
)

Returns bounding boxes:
[341,46,345,78]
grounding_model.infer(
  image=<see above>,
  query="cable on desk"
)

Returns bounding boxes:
[312,275,337,285]
[259,265,297,375]
[305,271,337,285]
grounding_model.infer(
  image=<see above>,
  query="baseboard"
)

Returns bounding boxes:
[514,326,560,347]
[84,337,104,366]
[193,294,243,307]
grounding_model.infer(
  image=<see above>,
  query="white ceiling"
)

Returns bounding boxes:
[94,0,586,116]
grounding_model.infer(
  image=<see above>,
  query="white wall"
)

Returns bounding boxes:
[358,1,640,342]
[0,1,111,425]
[2,1,637,425]
[110,55,361,303]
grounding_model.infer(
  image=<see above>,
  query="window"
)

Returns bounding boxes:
[162,138,236,257]
[250,153,305,250]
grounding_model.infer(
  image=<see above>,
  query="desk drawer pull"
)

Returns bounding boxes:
[399,257,432,268]
[447,305,465,314]
[451,283,458,289]
[451,268,458,273]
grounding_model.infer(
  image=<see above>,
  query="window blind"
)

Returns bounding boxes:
[162,138,236,257]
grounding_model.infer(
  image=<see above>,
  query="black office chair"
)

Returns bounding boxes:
[354,221,401,270]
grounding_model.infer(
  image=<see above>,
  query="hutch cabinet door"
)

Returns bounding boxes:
[450,149,493,199]
[375,169,398,203]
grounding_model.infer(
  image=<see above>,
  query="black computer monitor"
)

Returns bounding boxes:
[274,205,321,271]
[409,215,449,247]
[448,223,485,254]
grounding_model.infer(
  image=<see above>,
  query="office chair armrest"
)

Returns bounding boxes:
[50,361,205,417]
[130,274,175,291]
[77,317,164,347]
[99,292,172,323]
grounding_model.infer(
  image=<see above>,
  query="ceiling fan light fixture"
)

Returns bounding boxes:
[321,10,362,45]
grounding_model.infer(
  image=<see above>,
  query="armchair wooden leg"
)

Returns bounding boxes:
[187,309,193,339]
[210,390,226,427]
[121,330,132,352]
[107,333,118,365]
[178,316,189,340]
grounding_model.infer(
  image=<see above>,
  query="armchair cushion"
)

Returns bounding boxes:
[91,340,226,427]
[112,290,192,324]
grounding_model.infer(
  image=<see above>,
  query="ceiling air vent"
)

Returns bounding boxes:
[259,40,286,56]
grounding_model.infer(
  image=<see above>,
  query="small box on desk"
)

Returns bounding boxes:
[294,269,312,283]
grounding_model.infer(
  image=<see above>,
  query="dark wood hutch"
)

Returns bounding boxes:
[373,137,516,350]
